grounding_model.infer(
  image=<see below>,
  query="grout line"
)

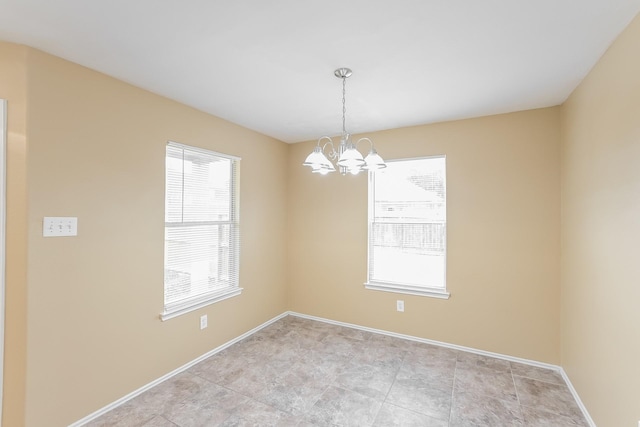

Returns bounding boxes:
[448,359,458,424]
[510,364,524,422]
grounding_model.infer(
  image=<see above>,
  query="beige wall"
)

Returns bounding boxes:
[560,13,640,427]
[0,41,29,427]
[288,107,561,364]
[2,44,289,426]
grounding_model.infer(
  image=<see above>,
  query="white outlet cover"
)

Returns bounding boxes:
[200,315,208,330]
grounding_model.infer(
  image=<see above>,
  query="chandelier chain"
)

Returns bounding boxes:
[342,76,347,135]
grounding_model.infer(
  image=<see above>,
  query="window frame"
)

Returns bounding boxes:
[161,141,242,321]
[365,155,450,299]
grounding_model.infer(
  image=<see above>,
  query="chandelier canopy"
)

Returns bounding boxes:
[303,68,387,175]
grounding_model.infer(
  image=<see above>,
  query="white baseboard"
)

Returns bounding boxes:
[69,312,288,426]
[288,311,595,426]
[71,310,594,427]
[559,369,597,427]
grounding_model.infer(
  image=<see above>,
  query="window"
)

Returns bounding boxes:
[366,156,449,299]
[162,142,241,320]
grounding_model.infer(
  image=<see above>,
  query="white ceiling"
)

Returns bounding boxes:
[0,1,639,143]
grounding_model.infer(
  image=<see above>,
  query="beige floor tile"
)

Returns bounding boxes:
[450,391,524,426]
[305,385,383,427]
[218,399,300,427]
[514,376,585,420]
[521,404,590,426]
[386,377,452,421]
[334,359,398,399]
[373,402,448,426]
[454,364,518,402]
[456,351,512,372]
[163,382,249,427]
[510,361,565,385]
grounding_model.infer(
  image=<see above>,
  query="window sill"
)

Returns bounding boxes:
[160,286,243,321]
[365,281,450,299]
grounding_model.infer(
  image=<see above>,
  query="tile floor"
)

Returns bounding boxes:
[86,316,589,426]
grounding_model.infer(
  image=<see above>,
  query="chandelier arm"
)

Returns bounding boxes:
[316,136,333,147]
[355,137,374,151]
[317,136,338,160]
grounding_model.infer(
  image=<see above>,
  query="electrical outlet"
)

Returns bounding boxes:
[200,315,208,330]
[396,300,405,312]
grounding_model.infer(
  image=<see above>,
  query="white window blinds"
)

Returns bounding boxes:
[163,142,241,320]
[366,156,449,298]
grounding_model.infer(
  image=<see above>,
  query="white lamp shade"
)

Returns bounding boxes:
[320,155,336,172]
[363,149,387,170]
[303,146,327,168]
[337,145,365,168]
[307,148,336,174]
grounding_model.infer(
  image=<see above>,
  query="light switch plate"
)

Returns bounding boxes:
[43,217,78,237]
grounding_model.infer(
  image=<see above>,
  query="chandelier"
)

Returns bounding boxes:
[303,68,387,175]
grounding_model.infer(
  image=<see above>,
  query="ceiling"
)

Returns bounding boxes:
[0,1,639,143]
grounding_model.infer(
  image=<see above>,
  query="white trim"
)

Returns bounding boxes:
[163,141,242,320]
[160,287,243,321]
[367,155,448,297]
[0,99,7,427]
[559,369,596,427]
[166,140,241,161]
[70,312,288,427]
[365,281,450,299]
